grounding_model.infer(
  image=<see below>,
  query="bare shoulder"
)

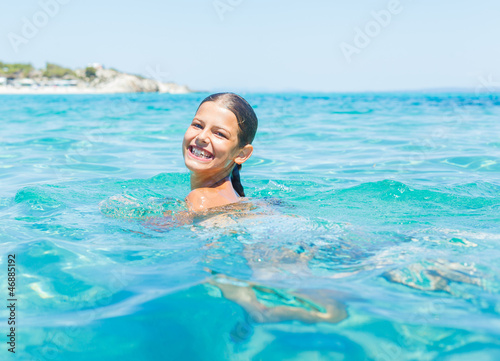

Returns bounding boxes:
[185,187,233,212]
[185,188,208,212]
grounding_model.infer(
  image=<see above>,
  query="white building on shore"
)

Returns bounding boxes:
[5,78,79,88]
[87,63,103,70]
[48,79,78,87]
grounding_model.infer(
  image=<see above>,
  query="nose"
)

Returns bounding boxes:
[196,128,210,144]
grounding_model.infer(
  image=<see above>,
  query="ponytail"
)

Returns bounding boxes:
[231,163,245,197]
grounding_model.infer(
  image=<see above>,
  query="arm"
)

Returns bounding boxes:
[142,209,195,231]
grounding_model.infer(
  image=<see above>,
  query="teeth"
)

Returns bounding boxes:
[191,146,212,159]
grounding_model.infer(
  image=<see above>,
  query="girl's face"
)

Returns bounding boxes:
[182,101,247,177]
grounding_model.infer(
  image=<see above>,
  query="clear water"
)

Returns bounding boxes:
[1,93,500,360]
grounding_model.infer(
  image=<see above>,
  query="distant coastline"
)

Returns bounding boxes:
[0,61,194,94]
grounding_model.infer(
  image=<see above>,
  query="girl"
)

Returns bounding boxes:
[182,92,257,212]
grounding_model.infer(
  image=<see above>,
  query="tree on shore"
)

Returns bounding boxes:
[43,63,76,78]
[85,66,97,78]
[0,62,34,78]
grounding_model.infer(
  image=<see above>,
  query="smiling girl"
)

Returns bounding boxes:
[182,92,258,212]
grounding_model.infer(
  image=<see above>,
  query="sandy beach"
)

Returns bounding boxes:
[0,86,111,94]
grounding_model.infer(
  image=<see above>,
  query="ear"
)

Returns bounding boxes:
[234,144,253,165]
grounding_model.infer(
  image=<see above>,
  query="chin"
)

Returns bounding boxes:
[184,157,207,172]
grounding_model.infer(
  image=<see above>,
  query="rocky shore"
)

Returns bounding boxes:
[0,66,193,94]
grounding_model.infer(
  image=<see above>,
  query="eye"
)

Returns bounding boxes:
[192,123,202,129]
[216,131,226,138]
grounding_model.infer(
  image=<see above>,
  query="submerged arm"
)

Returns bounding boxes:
[142,210,195,231]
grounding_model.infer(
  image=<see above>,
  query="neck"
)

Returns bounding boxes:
[190,171,231,191]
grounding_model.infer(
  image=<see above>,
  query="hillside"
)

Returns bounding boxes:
[0,62,193,94]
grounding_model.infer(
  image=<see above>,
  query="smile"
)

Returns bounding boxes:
[188,145,214,161]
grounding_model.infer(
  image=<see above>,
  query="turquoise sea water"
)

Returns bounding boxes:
[1,92,500,360]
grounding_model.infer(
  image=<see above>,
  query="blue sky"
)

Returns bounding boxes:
[1,0,499,92]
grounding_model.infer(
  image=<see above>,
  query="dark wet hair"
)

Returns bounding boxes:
[196,92,258,197]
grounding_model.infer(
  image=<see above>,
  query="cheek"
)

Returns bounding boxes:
[216,143,239,161]
[212,140,229,155]
[183,130,192,145]
[182,133,190,155]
